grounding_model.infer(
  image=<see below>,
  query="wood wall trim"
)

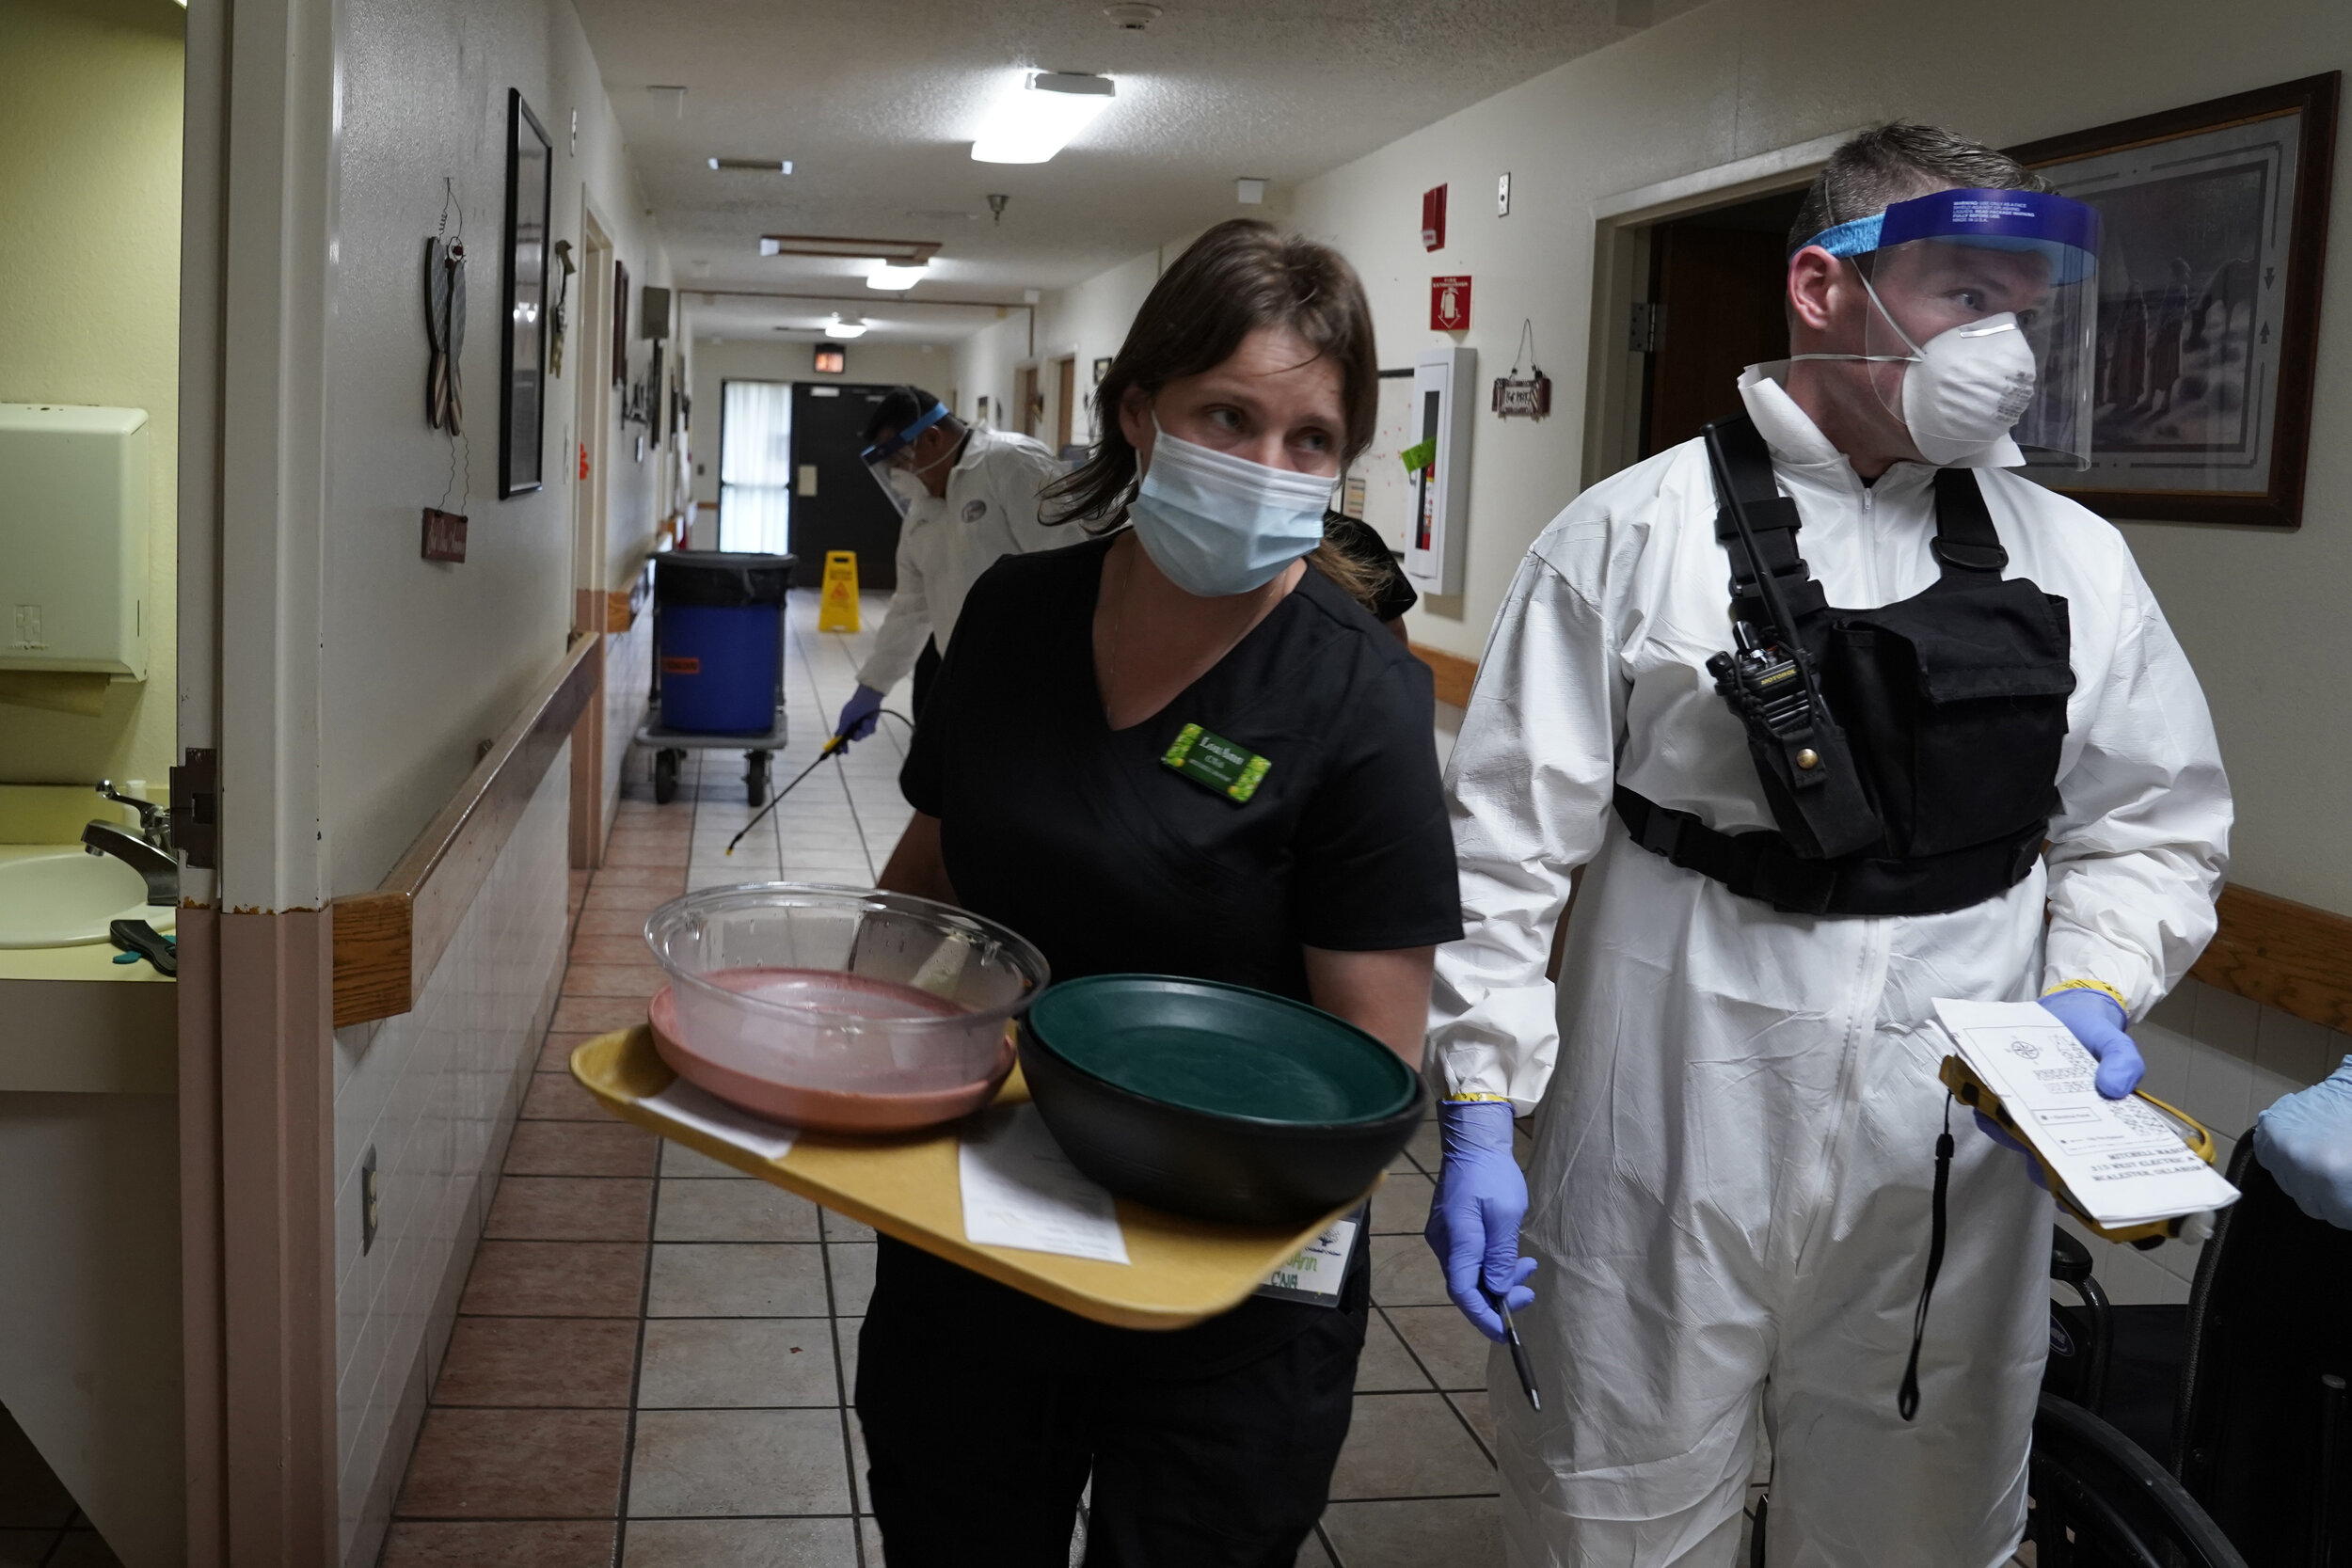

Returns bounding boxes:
[1411,641,1479,708]
[2190,883,2352,1034]
[329,634,601,1028]
[605,554,656,633]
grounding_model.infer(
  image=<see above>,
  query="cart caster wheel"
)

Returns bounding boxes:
[745,750,772,807]
[653,749,681,804]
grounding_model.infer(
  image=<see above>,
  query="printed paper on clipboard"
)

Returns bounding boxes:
[1934,999,2238,1228]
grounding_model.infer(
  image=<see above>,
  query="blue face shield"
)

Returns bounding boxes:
[860,402,953,515]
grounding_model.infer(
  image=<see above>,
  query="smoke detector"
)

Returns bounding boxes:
[1104,3,1161,29]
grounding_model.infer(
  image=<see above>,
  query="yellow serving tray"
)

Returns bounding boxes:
[570,1025,1368,1330]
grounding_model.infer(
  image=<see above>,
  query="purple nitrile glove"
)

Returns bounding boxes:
[2255,1056,2352,1231]
[1974,1112,2049,1189]
[835,683,884,742]
[2040,988,2145,1100]
[1424,1100,1536,1343]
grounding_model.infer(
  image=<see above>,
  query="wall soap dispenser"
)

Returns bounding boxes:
[0,404,151,681]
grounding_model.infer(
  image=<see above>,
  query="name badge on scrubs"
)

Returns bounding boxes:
[1254,1209,1361,1306]
[1161,723,1272,804]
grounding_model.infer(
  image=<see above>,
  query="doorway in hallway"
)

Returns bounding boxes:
[1635,188,1805,459]
[787,383,901,591]
[717,379,792,554]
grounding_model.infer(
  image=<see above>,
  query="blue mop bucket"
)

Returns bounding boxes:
[655,551,795,734]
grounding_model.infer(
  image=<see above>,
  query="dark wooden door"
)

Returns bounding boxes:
[1642,225,1790,456]
[788,382,901,590]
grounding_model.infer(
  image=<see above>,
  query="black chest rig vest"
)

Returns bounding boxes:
[1614,413,2077,917]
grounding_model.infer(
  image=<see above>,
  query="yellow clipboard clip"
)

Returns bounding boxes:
[1938,1054,2218,1246]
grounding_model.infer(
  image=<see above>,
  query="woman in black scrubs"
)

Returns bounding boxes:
[862,219,1460,1567]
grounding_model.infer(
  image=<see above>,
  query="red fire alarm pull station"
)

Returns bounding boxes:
[1430,276,1472,332]
[1422,184,1447,251]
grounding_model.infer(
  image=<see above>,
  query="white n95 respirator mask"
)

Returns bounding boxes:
[1898,312,2039,467]
[1127,420,1335,598]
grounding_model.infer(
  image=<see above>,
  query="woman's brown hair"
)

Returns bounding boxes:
[1041,218,1385,608]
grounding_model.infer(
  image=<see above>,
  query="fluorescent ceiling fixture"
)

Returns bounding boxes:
[867,261,928,290]
[971,72,1115,165]
[710,157,793,173]
[824,314,869,339]
[759,233,941,262]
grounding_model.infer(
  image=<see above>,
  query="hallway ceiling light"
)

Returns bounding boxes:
[1103,3,1161,28]
[866,261,929,290]
[824,314,869,339]
[971,72,1116,165]
[710,157,793,173]
[759,233,943,263]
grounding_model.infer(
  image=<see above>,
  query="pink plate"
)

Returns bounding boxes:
[647,986,1013,1133]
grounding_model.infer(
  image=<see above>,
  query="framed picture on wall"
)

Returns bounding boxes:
[612,259,630,389]
[2010,72,2339,528]
[1092,356,1112,385]
[498,89,553,499]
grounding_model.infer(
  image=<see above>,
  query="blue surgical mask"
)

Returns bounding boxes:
[1127,420,1335,597]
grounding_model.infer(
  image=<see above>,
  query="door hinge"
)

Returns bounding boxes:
[1629,299,1664,355]
[170,748,218,870]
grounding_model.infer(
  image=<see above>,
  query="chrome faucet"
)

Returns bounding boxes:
[86,783,177,906]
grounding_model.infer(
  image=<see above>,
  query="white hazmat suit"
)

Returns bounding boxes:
[858,426,1066,694]
[1429,365,2231,1566]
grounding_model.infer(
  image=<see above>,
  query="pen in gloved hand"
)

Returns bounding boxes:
[1487,1285,1541,1411]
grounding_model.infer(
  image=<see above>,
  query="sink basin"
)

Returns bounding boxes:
[0,846,176,948]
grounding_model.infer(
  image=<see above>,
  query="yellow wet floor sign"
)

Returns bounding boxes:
[818,550,860,632]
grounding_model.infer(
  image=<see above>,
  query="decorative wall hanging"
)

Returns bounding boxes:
[499,89,553,499]
[2010,72,2339,528]
[612,258,630,388]
[423,179,468,434]
[1491,318,1552,419]
[548,238,576,378]
[1092,356,1112,386]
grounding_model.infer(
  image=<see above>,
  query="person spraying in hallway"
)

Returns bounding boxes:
[837,387,1064,736]
[862,219,1460,1566]
[1423,124,2231,1565]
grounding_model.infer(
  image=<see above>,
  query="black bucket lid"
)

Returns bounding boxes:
[656,550,798,607]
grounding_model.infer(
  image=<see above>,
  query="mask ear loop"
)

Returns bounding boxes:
[1789,255,1926,366]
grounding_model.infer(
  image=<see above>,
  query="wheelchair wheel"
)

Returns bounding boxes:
[653,748,681,804]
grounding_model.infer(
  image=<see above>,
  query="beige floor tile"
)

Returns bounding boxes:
[1296,1528,1337,1568]
[825,1243,877,1315]
[1327,1393,1496,1501]
[1385,1306,1491,1390]
[1320,1497,1502,1565]
[835,1317,863,1396]
[1449,1391,1498,1458]
[618,1517,857,1567]
[1400,1114,1443,1175]
[660,1141,752,1179]
[637,1318,840,1409]
[1368,1234,1450,1307]
[647,1243,831,1317]
[656,1180,822,1242]
[818,1208,874,1243]
[626,1409,852,1517]
[1356,1312,1433,1392]
[1369,1172,1435,1235]
[844,1410,870,1515]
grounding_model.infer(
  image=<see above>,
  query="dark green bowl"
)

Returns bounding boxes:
[1019,974,1425,1227]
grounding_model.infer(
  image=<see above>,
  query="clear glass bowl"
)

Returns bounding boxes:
[644,884,1050,1097]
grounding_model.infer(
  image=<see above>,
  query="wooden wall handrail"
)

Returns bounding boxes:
[330,634,602,1028]
[1411,641,1479,708]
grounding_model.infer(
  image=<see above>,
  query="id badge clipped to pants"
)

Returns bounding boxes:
[1254,1206,1364,1306]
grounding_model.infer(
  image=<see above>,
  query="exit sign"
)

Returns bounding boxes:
[1430,276,1471,332]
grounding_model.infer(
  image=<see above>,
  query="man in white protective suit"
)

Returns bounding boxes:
[835,387,1065,740]
[1422,124,2232,1566]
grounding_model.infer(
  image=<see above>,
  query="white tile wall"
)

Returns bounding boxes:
[2059,976,2348,1307]
[328,746,573,1565]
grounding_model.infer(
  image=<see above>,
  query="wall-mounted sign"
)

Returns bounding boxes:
[421,508,468,562]
[1422,184,1447,251]
[813,344,846,375]
[1491,373,1552,419]
[1429,276,1471,332]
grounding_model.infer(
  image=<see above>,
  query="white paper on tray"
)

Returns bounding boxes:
[959,1103,1131,1264]
[1934,998,2238,1227]
[639,1079,799,1163]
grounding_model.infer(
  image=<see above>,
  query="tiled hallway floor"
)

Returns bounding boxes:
[379,591,1509,1565]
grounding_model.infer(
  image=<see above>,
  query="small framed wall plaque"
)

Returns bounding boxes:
[498,89,553,499]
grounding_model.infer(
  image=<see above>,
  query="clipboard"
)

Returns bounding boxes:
[1939,1053,2220,1246]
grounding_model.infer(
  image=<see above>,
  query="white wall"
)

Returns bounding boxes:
[0,0,183,790]
[330,748,567,1567]
[325,0,671,895]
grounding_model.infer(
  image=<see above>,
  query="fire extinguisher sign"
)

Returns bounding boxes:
[1429,276,1472,332]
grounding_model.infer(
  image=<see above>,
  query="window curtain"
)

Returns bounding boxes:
[719,380,793,554]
